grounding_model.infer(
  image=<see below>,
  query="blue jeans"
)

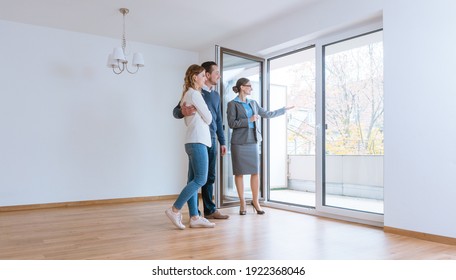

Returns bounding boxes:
[200,137,217,215]
[173,143,208,217]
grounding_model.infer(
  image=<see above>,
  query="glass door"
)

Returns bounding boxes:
[267,47,316,207]
[323,30,384,214]
[217,47,264,207]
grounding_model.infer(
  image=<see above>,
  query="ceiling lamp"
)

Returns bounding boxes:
[107,8,145,74]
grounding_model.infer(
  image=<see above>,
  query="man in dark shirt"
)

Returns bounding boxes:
[173,61,229,219]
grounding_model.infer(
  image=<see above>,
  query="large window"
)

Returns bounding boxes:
[323,30,384,214]
[268,47,316,207]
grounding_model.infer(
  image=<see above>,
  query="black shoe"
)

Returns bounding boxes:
[250,201,265,215]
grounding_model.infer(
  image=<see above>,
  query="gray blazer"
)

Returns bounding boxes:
[227,99,285,145]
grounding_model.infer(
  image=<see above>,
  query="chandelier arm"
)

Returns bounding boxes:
[112,67,123,75]
[125,64,140,74]
[117,60,125,69]
[112,61,126,74]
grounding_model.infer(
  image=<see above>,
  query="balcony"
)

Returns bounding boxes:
[269,155,384,214]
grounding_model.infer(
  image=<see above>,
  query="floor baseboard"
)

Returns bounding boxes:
[384,226,456,246]
[0,195,179,212]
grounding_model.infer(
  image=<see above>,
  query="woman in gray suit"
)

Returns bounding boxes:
[227,78,293,215]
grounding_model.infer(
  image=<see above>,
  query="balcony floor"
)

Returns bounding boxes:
[270,189,384,214]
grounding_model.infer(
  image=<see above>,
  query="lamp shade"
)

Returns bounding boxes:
[132,52,145,67]
[106,54,117,68]
[112,47,126,62]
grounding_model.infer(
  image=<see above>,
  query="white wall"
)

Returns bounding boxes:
[0,20,196,206]
[208,0,456,238]
[383,0,456,238]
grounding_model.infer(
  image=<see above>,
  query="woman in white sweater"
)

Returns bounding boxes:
[165,64,215,229]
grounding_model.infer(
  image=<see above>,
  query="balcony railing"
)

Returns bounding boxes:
[284,155,383,199]
[270,155,384,213]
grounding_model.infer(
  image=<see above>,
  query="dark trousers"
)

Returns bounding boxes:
[193,137,217,215]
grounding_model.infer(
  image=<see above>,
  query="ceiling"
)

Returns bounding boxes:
[0,0,319,52]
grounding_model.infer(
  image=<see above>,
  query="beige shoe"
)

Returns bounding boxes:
[189,216,215,228]
[165,208,185,230]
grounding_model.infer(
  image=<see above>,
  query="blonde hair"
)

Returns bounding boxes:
[182,64,205,100]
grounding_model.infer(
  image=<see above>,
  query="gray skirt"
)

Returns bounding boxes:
[231,128,259,175]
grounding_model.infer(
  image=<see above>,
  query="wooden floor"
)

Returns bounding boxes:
[1,200,456,260]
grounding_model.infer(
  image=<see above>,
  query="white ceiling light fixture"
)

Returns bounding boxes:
[107,8,145,74]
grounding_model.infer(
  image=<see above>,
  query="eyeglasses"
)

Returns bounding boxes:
[242,84,252,88]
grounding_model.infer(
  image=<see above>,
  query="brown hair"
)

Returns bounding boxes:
[201,61,217,74]
[182,64,205,99]
[232,77,250,93]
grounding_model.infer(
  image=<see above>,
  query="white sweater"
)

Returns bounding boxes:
[180,88,212,147]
